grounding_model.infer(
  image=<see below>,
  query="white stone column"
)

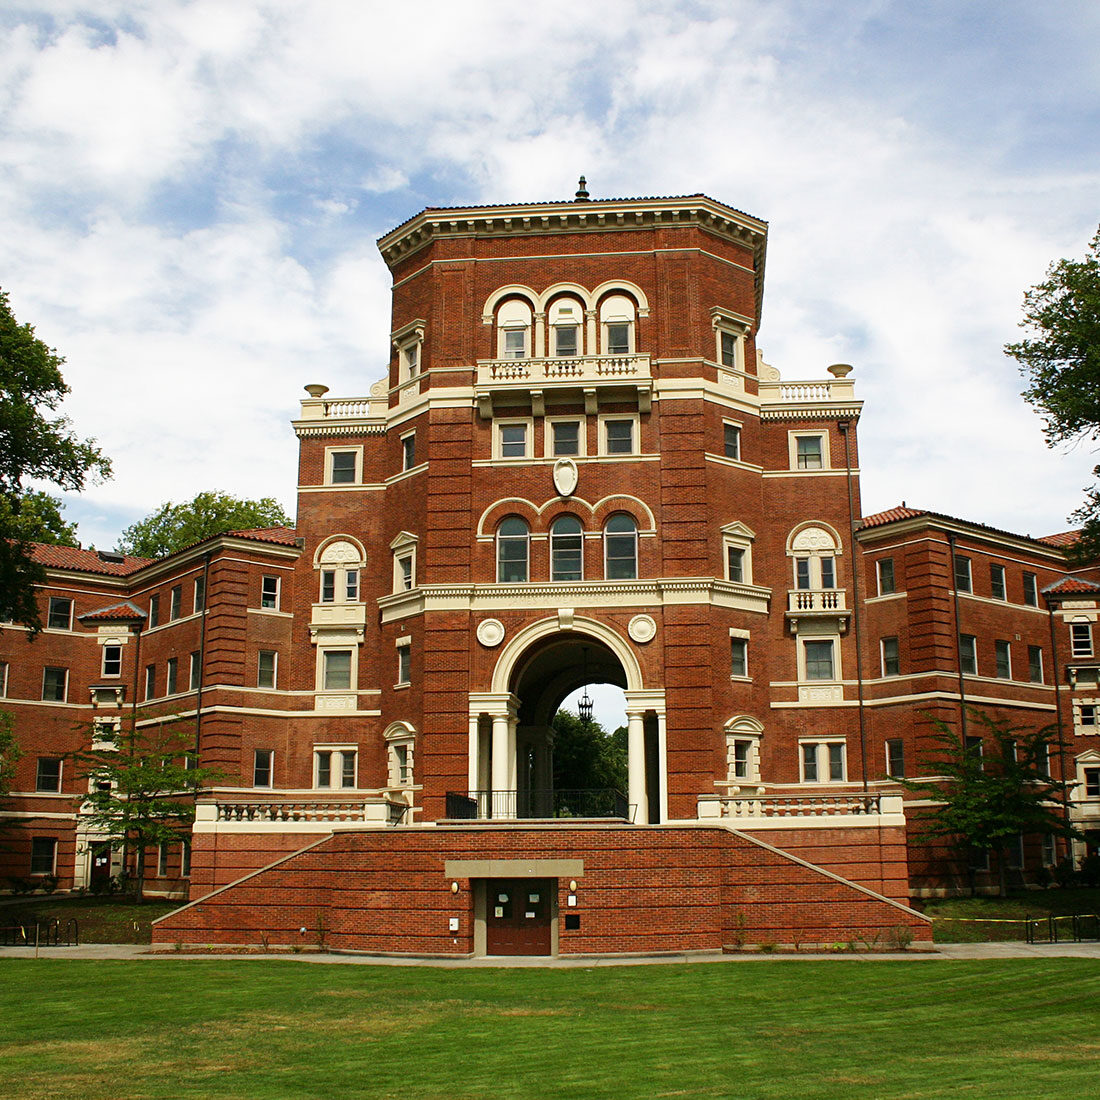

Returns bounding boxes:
[585,310,597,356]
[627,710,648,825]
[534,312,546,359]
[467,713,480,794]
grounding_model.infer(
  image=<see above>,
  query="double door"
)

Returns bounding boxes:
[485,878,553,955]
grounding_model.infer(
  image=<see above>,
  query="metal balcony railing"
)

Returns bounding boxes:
[445,788,630,821]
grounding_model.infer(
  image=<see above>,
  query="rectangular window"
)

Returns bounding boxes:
[149,594,159,628]
[145,664,156,700]
[399,556,413,591]
[1042,833,1056,866]
[321,569,336,603]
[253,749,273,788]
[959,634,978,676]
[47,597,72,630]
[990,563,1006,600]
[554,326,578,357]
[30,837,57,875]
[802,743,818,782]
[720,331,737,368]
[795,435,823,470]
[397,644,412,685]
[316,750,331,788]
[727,547,745,583]
[1028,645,1044,684]
[193,575,205,612]
[1079,704,1096,727]
[1008,834,1025,870]
[1085,768,1100,797]
[886,739,905,778]
[36,757,62,792]
[1023,572,1038,607]
[820,556,836,590]
[551,420,581,457]
[258,650,276,689]
[723,423,741,460]
[182,842,192,877]
[330,450,357,484]
[965,736,984,768]
[877,558,896,595]
[504,328,526,358]
[0,662,7,697]
[730,637,748,678]
[402,433,416,471]
[260,576,279,610]
[403,343,418,376]
[801,742,846,783]
[341,750,357,788]
[604,419,634,455]
[166,657,178,695]
[499,422,528,459]
[795,558,811,590]
[606,323,630,355]
[102,645,122,678]
[157,842,170,878]
[995,640,1012,679]
[881,637,900,677]
[41,667,67,702]
[186,651,199,691]
[314,747,358,789]
[804,640,835,681]
[169,585,182,620]
[345,568,359,602]
[323,650,352,691]
[730,739,750,779]
[393,743,411,786]
[1070,622,1093,658]
[954,555,972,593]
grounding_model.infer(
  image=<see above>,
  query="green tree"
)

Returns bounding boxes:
[0,288,111,630]
[0,711,22,806]
[117,490,293,559]
[552,710,628,794]
[896,712,1079,896]
[1005,227,1100,558]
[0,490,78,547]
[71,721,218,901]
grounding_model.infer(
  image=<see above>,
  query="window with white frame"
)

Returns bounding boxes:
[990,563,1006,600]
[396,554,414,591]
[392,319,425,389]
[730,636,748,678]
[601,416,637,456]
[401,431,416,472]
[789,525,839,590]
[194,575,205,612]
[550,515,584,581]
[316,539,364,605]
[30,837,57,875]
[314,747,357,789]
[547,417,584,458]
[157,842,170,878]
[0,661,7,697]
[169,585,182,620]
[959,634,978,676]
[166,657,178,695]
[144,664,155,700]
[102,644,123,678]
[877,558,896,595]
[41,666,67,702]
[47,597,72,630]
[396,642,411,686]
[321,649,353,692]
[801,740,846,783]
[954,554,972,593]
[1042,832,1057,866]
[1077,703,1097,728]
[1028,645,1044,683]
[386,725,416,788]
[253,749,273,788]
[721,522,754,586]
[599,293,636,355]
[149,594,160,628]
[497,516,530,583]
[1023,572,1039,607]
[496,419,531,460]
[604,513,638,580]
[790,432,827,470]
[881,637,900,677]
[327,448,360,486]
[802,639,836,681]
[260,575,280,610]
[727,547,745,582]
[1085,767,1100,798]
[496,298,533,359]
[390,531,418,594]
[189,651,201,690]
[1070,620,1094,658]
[711,308,750,372]
[258,650,276,689]
[886,738,905,778]
[995,639,1012,679]
[723,422,741,461]
[36,757,62,792]
[549,297,583,357]
[724,718,762,784]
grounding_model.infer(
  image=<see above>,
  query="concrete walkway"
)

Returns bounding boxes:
[3,941,1100,964]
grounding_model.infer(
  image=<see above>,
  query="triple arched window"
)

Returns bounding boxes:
[495,513,639,582]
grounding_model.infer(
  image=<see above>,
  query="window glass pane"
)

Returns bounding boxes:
[995,640,1011,679]
[727,547,744,582]
[497,518,529,583]
[954,555,971,593]
[554,326,578,356]
[30,837,56,875]
[397,646,411,683]
[733,740,749,778]
[795,558,811,589]
[258,651,276,689]
[877,558,895,595]
[345,569,359,602]
[723,423,740,459]
[606,323,630,355]
[552,421,580,456]
[720,331,736,367]
[730,639,747,677]
[960,634,977,675]
[323,650,352,690]
[796,436,822,469]
[47,598,72,630]
[402,435,416,470]
[990,564,1006,599]
[341,752,356,788]
[605,420,634,454]
[399,558,413,590]
[316,751,331,787]
[804,641,834,680]
[253,750,272,787]
[500,424,527,458]
[36,758,61,792]
[802,744,818,782]
[42,667,67,701]
[149,595,159,628]
[887,739,905,777]
[321,570,336,603]
[504,329,526,357]
[1023,572,1038,606]
[103,646,122,677]
[604,515,637,580]
[551,516,583,581]
[820,557,836,589]
[882,637,900,676]
[828,743,845,781]
[261,576,278,608]
[331,452,356,483]
[1028,645,1043,683]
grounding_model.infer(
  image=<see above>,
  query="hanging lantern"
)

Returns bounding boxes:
[578,647,594,723]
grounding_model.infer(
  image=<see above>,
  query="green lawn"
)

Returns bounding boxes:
[923,888,1100,942]
[1,959,1098,1099]
[0,896,178,943]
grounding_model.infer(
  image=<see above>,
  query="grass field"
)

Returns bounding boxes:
[1,958,1098,1099]
[922,887,1100,942]
[0,896,178,943]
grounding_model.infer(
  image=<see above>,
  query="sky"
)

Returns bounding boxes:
[3,0,1099,564]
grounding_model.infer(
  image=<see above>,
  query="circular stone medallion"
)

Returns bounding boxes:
[628,614,657,644]
[476,618,506,648]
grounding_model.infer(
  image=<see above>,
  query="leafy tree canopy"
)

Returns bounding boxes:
[552,709,628,794]
[0,490,78,547]
[0,288,111,629]
[1005,227,1100,558]
[116,490,293,558]
[0,711,22,807]
[895,712,1078,895]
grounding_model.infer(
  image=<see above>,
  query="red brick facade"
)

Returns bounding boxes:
[4,190,1099,954]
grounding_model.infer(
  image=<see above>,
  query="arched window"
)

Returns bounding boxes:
[599,293,637,356]
[550,515,584,581]
[316,538,365,604]
[604,513,638,579]
[548,297,584,357]
[497,516,530,583]
[788,525,840,591]
[496,299,533,359]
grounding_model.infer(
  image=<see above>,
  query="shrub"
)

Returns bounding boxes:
[887,925,914,952]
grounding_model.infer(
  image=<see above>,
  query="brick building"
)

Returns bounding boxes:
[2,188,1098,955]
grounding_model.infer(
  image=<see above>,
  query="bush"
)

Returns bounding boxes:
[40,874,59,894]
[7,877,36,896]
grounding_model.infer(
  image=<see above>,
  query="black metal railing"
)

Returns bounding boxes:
[0,918,78,947]
[1025,912,1100,944]
[445,788,630,821]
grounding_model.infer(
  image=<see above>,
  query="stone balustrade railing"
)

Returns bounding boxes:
[477,353,651,387]
[787,588,847,613]
[698,793,903,821]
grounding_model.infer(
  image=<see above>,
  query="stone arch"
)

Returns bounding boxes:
[591,279,650,316]
[785,520,844,556]
[313,535,366,567]
[481,284,541,323]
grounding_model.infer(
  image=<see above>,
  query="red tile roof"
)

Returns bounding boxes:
[226,526,299,546]
[78,600,147,623]
[859,506,927,528]
[860,505,1083,551]
[30,544,151,576]
[1037,530,1079,547]
[1042,577,1100,596]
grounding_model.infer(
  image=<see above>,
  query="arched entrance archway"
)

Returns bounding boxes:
[465,618,666,823]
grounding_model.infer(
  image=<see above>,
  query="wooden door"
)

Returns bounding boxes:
[485,879,553,955]
[90,842,112,889]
